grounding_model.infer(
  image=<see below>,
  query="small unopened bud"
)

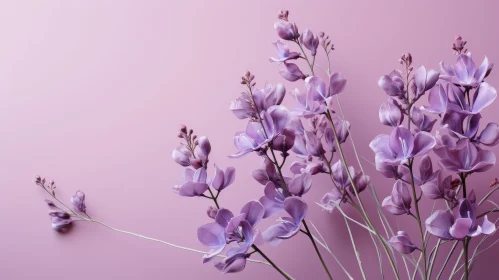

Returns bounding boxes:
[180,125,187,134]
[207,206,218,219]
[45,199,56,208]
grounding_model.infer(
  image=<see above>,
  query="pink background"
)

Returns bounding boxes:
[1,0,499,279]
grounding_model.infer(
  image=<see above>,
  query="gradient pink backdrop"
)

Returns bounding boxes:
[1,0,499,279]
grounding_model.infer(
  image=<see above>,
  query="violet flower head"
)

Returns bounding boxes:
[382,180,412,215]
[71,190,86,213]
[274,20,299,41]
[478,122,499,146]
[211,164,236,191]
[330,160,369,195]
[231,105,290,158]
[440,53,492,88]
[421,84,448,114]
[379,99,404,127]
[263,197,307,246]
[269,40,300,63]
[452,36,467,54]
[412,65,439,96]
[426,199,496,240]
[389,231,417,254]
[252,157,288,188]
[319,187,347,213]
[437,138,495,173]
[291,88,327,118]
[279,62,306,82]
[446,82,497,115]
[442,111,481,140]
[325,116,350,144]
[370,126,436,166]
[259,182,288,218]
[173,168,209,197]
[410,106,436,133]
[271,128,296,156]
[49,210,73,232]
[300,29,319,56]
[288,171,312,197]
[420,174,452,200]
[230,83,286,120]
[378,70,405,97]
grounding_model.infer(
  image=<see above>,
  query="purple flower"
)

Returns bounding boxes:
[446,82,497,115]
[412,65,439,95]
[288,171,312,196]
[325,117,350,144]
[410,106,436,133]
[382,180,412,215]
[418,155,439,184]
[230,83,286,120]
[379,99,404,127]
[71,190,86,213]
[304,131,325,157]
[440,53,492,87]
[172,146,192,167]
[291,88,327,118]
[263,197,307,246]
[173,168,209,197]
[49,210,73,232]
[378,70,405,97]
[231,105,290,157]
[389,231,417,254]
[421,84,448,114]
[442,111,481,140]
[420,174,452,200]
[211,164,236,191]
[259,182,287,218]
[271,128,296,156]
[252,157,288,188]
[370,126,436,166]
[437,139,495,173]
[426,199,496,240]
[198,201,264,265]
[328,73,347,96]
[319,187,347,212]
[279,62,306,81]
[300,29,319,56]
[269,40,300,63]
[274,20,299,41]
[330,160,369,195]
[289,156,328,175]
[478,123,499,146]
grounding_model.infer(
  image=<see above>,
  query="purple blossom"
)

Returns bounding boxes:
[442,111,481,140]
[252,157,288,188]
[389,231,417,254]
[378,70,405,97]
[437,138,495,173]
[211,164,236,191]
[291,88,327,118]
[421,84,448,114]
[382,180,412,215]
[289,156,328,175]
[446,82,497,115]
[328,73,347,96]
[370,126,436,166]
[420,174,452,200]
[279,62,306,82]
[478,123,499,146]
[231,105,290,158]
[263,197,307,246]
[172,146,192,167]
[230,83,286,120]
[379,99,404,127]
[288,171,312,196]
[410,106,436,132]
[440,53,492,88]
[274,20,299,41]
[71,190,86,213]
[173,168,209,197]
[330,160,369,195]
[49,210,73,232]
[319,187,347,212]
[259,182,287,218]
[269,40,300,63]
[412,65,439,96]
[426,199,496,240]
[271,128,296,156]
[300,29,319,56]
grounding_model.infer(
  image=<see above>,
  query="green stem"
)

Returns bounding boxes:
[302,220,333,280]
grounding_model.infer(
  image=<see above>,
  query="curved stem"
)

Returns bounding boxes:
[437,240,459,279]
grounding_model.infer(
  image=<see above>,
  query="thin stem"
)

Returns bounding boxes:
[463,238,470,280]
[343,215,367,280]
[252,245,293,280]
[302,220,333,280]
[296,41,315,75]
[408,160,428,279]
[325,110,401,280]
[428,239,442,279]
[437,241,459,279]
[479,185,499,206]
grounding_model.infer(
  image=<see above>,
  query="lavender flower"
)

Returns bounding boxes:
[421,84,447,114]
[378,70,405,97]
[263,197,307,245]
[389,231,417,254]
[274,20,299,41]
[412,65,439,96]
[410,106,436,132]
[49,210,73,232]
[71,190,86,213]
[211,164,236,191]
[382,180,412,215]
[437,138,495,173]
[259,182,287,218]
[269,40,300,63]
[279,62,306,82]
[478,122,499,146]
[173,168,209,197]
[446,82,497,114]
[300,29,319,56]
[370,126,436,166]
[426,199,496,240]
[379,99,404,127]
[440,53,492,88]
[319,187,347,212]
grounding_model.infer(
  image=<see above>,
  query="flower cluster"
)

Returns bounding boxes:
[372,36,497,279]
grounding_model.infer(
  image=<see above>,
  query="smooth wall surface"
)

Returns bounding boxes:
[1,1,498,279]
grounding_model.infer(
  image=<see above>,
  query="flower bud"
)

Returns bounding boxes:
[279,62,306,81]
[379,99,403,127]
[274,21,299,40]
[207,206,218,219]
[272,128,296,155]
[197,136,211,158]
[389,231,417,254]
[44,199,56,208]
[71,190,86,212]
[478,123,499,146]
[172,147,191,167]
[300,29,319,56]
